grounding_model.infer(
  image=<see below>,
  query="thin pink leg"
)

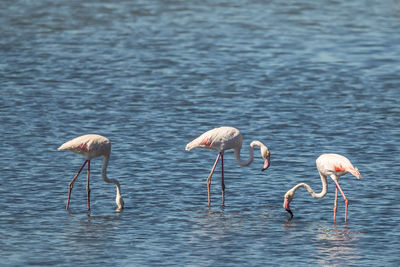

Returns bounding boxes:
[221,153,225,206]
[333,186,338,222]
[207,152,221,206]
[332,179,348,223]
[66,160,88,210]
[86,160,91,211]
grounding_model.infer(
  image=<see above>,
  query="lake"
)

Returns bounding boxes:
[1,0,400,266]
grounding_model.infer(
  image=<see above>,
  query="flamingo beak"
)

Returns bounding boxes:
[261,156,270,171]
[283,197,293,219]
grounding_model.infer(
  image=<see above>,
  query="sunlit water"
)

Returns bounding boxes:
[1,0,400,266]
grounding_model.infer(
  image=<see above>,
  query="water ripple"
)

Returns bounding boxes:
[1,0,400,265]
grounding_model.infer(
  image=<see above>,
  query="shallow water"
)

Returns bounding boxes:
[1,0,400,266]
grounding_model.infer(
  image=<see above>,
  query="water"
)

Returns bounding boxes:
[1,0,400,265]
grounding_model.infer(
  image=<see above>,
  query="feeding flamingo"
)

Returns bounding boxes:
[283,153,361,222]
[58,134,124,211]
[185,126,271,206]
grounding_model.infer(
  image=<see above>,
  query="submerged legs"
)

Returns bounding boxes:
[86,160,91,211]
[221,153,225,206]
[206,152,222,206]
[66,160,88,210]
[332,179,349,223]
[333,186,338,222]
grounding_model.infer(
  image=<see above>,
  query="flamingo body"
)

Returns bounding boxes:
[186,126,270,206]
[58,134,124,211]
[316,153,360,179]
[283,153,361,222]
[58,134,111,160]
[185,126,243,152]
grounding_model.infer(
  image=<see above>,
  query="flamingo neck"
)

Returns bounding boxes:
[289,172,328,199]
[234,140,265,167]
[102,154,124,210]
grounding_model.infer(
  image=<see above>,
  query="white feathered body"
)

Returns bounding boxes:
[185,126,243,152]
[316,153,361,179]
[58,134,111,160]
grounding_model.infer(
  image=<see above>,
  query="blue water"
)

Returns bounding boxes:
[1,0,400,266]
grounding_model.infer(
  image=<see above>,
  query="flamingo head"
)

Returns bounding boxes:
[349,167,361,179]
[283,191,294,219]
[261,146,271,171]
[116,194,124,212]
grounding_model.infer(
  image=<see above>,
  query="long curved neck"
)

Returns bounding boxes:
[102,154,122,197]
[234,140,265,167]
[290,172,328,199]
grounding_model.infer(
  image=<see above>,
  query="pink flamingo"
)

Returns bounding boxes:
[58,134,124,211]
[185,126,271,206]
[283,153,361,222]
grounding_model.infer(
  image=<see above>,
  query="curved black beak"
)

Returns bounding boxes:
[283,197,293,219]
[261,156,270,171]
[286,208,293,220]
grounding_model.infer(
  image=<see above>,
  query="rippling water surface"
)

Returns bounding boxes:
[1,0,400,266]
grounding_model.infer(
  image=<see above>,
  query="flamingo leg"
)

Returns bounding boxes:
[333,186,338,222]
[221,152,225,206]
[66,160,88,210]
[86,160,91,211]
[332,179,348,222]
[206,152,222,206]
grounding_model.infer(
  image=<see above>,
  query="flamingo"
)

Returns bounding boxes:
[283,153,361,222]
[185,126,271,206]
[58,134,124,211]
